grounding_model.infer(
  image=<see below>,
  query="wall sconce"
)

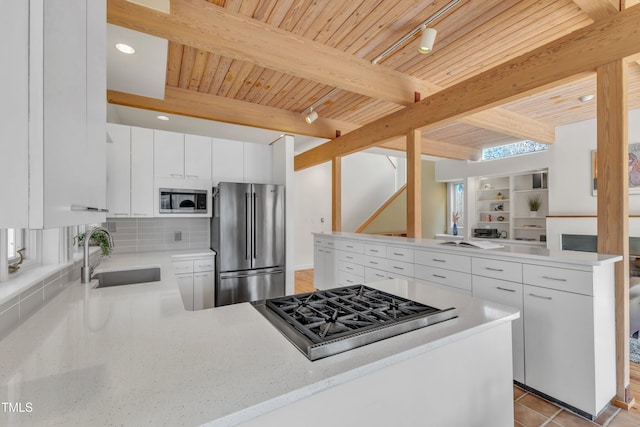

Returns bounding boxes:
[417,26,437,54]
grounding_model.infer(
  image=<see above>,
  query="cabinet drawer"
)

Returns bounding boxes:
[337,270,364,286]
[414,249,471,273]
[336,240,364,254]
[415,265,471,292]
[523,264,593,295]
[172,260,194,274]
[363,255,388,270]
[315,237,335,248]
[193,257,215,272]
[337,251,365,265]
[364,243,386,257]
[387,259,414,277]
[472,258,522,283]
[386,246,414,263]
[472,276,523,309]
[338,261,364,277]
[365,267,388,283]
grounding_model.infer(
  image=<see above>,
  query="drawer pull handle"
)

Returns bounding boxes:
[541,275,567,282]
[376,274,385,278]
[432,258,446,262]
[346,267,353,270]
[347,280,354,283]
[485,267,504,272]
[529,293,552,300]
[370,249,379,253]
[433,274,446,279]
[393,266,404,270]
[370,261,379,265]
[393,252,404,256]
[497,287,516,293]
[346,245,354,248]
[346,256,353,259]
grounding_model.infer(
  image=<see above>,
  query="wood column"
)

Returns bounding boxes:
[332,156,341,232]
[407,129,422,238]
[596,59,633,409]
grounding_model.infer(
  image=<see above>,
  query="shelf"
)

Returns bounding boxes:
[512,188,549,193]
[478,221,509,224]
[479,210,510,214]
[478,187,509,192]
[478,199,510,203]
[513,227,546,230]
[512,216,545,219]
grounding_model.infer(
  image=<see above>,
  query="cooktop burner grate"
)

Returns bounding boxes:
[254,285,457,360]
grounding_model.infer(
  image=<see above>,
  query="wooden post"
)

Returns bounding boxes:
[332,156,341,232]
[407,129,422,238]
[596,59,633,409]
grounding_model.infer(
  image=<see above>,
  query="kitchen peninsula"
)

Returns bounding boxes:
[0,251,518,426]
[315,231,622,420]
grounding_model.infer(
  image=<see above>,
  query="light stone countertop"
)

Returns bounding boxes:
[316,231,623,267]
[0,250,518,427]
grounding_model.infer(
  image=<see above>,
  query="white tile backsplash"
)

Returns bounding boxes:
[105,218,209,254]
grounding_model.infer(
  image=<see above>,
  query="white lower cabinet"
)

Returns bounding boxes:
[473,275,524,383]
[313,243,336,291]
[173,255,215,311]
[523,285,597,414]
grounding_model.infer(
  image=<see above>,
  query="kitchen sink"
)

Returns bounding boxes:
[93,267,161,288]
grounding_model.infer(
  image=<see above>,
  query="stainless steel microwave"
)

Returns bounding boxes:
[159,188,208,214]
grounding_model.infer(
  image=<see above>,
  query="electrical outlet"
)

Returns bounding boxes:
[174,231,182,241]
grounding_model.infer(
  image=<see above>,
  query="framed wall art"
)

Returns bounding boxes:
[592,143,640,196]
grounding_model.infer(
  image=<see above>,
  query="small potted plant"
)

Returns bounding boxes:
[495,192,504,200]
[528,195,542,217]
[77,230,112,256]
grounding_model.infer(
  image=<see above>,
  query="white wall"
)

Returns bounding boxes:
[294,162,332,270]
[342,152,398,231]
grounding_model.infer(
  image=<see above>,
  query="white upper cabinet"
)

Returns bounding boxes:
[130,128,154,217]
[106,124,131,217]
[0,1,29,228]
[154,130,185,179]
[244,143,272,184]
[184,134,212,181]
[0,0,106,228]
[212,138,244,184]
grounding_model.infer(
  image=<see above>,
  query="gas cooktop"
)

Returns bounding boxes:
[253,285,457,361]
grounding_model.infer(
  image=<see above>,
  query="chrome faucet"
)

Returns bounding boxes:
[81,226,114,284]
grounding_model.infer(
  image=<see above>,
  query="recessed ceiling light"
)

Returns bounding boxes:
[579,94,595,103]
[157,115,169,121]
[115,43,135,54]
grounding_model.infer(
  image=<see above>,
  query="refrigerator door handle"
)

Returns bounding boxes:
[253,192,257,260]
[245,192,250,260]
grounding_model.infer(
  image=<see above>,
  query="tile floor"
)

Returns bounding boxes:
[513,385,640,427]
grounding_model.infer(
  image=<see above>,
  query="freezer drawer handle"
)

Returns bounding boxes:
[529,293,552,300]
[541,275,567,282]
[223,271,283,279]
[496,286,516,293]
[485,267,504,272]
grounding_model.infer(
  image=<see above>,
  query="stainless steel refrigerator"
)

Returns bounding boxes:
[211,182,285,306]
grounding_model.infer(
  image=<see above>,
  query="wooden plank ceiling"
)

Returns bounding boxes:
[108,0,640,160]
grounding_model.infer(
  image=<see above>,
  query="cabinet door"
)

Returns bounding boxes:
[193,271,215,310]
[212,138,243,184]
[106,124,131,217]
[0,0,29,228]
[314,247,326,290]
[175,273,194,311]
[244,142,272,183]
[324,248,336,289]
[154,130,184,178]
[130,127,154,217]
[184,134,212,181]
[524,285,595,412]
[473,276,524,383]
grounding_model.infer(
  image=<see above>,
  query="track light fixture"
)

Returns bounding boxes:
[305,107,318,124]
[417,26,437,54]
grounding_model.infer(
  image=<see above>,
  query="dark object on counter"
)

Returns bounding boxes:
[473,228,500,239]
[253,285,457,361]
[211,182,285,306]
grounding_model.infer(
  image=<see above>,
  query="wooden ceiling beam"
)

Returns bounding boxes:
[294,4,640,171]
[107,0,555,145]
[380,138,481,161]
[573,0,619,21]
[107,86,358,139]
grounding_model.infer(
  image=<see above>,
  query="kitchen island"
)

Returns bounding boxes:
[0,251,518,426]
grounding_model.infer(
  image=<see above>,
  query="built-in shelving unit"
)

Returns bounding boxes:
[473,170,548,244]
